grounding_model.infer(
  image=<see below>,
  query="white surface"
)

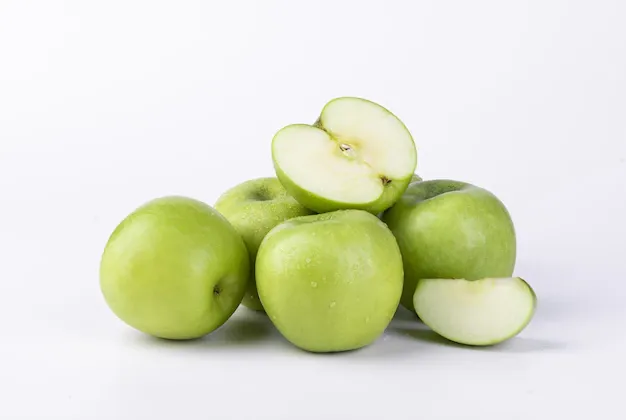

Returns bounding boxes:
[1,1,625,419]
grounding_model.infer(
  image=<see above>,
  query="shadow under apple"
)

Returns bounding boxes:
[389,326,567,353]
[129,310,278,350]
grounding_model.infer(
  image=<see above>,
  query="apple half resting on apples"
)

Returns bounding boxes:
[413,277,536,346]
[272,97,418,214]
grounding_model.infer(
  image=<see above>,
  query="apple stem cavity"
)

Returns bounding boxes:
[253,190,272,202]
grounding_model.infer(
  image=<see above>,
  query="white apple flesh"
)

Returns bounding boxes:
[272,97,417,214]
[413,277,536,346]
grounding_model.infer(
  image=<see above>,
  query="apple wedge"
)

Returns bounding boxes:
[413,277,536,346]
[272,97,417,214]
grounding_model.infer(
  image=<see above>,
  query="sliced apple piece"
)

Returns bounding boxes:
[413,277,536,346]
[272,97,417,214]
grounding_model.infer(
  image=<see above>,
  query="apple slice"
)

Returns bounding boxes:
[272,97,417,214]
[413,277,536,346]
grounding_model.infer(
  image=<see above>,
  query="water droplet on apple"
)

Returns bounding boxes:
[365,316,370,323]
[271,315,277,320]
[305,258,311,264]
[310,281,317,288]
[329,301,336,308]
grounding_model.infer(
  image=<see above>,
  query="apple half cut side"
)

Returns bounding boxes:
[272,97,417,214]
[413,277,536,346]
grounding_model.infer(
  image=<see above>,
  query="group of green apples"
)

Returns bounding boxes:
[100,97,536,352]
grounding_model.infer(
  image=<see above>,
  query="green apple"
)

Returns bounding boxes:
[272,97,417,214]
[256,209,404,352]
[382,180,516,312]
[214,177,314,311]
[100,196,249,340]
[377,174,422,219]
[414,277,536,346]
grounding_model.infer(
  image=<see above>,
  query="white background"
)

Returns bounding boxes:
[1,1,625,419]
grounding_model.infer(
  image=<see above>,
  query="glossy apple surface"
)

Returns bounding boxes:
[215,177,314,311]
[100,196,249,339]
[383,180,516,311]
[256,209,404,352]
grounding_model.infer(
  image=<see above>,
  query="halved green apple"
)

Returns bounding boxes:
[272,97,417,214]
[413,277,536,346]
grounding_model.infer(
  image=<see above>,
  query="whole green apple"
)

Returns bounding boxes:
[382,180,516,312]
[256,209,404,353]
[100,196,249,340]
[272,97,417,214]
[214,177,314,311]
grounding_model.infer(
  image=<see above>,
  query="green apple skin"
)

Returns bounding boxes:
[256,209,404,353]
[274,162,412,215]
[214,177,315,311]
[100,196,249,340]
[382,180,516,312]
[376,173,423,219]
